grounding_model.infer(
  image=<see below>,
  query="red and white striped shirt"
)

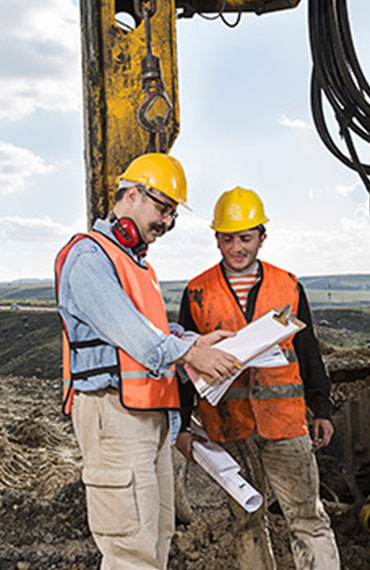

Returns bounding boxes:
[225,262,260,312]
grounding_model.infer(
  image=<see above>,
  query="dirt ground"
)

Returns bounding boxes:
[0,370,369,570]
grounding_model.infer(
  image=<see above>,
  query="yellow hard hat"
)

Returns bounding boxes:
[119,153,189,209]
[211,187,269,232]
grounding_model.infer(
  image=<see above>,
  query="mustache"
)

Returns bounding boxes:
[150,222,166,234]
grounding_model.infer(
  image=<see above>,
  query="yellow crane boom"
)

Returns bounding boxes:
[80,0,301,226]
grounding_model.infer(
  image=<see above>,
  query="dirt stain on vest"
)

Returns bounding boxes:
[217,401,239,440]
[188,288,204,309]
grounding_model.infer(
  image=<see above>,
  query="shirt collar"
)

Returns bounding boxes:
[92,218,147,266]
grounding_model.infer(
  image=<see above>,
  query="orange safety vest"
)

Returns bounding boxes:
[55,230,180,415]
[187,261,308,442]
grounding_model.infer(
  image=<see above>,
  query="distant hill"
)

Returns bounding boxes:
[1,274,370,308]
[0,281,55,302]
[299,274,370,291]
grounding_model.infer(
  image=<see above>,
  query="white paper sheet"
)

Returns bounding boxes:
[185,308,305,406]
[192,344,288,406]
[208,309,304,362]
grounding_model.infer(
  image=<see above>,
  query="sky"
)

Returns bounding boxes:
[0,0,369,283]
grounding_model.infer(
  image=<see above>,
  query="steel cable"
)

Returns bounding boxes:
[177,1,242,27]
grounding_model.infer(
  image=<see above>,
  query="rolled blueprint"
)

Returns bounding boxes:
[191,420,263,513]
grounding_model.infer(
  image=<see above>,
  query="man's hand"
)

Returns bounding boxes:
[178,345,241,384]
[176,431,207,462]
[176,431,195,462]
[195,329,235,348]
[312,418,334,451]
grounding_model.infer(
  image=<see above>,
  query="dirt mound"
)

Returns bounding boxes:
[312,308,370,350]
[0,375,95,569]
[0,375,369,569]
[0,310,61,379]
[0,308,369,384]
[313,308,370,334]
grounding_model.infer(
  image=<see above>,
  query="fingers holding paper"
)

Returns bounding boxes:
[180,345,242,384]
[195,329,236,348]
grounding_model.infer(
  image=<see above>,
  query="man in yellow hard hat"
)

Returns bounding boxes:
[177,187,340,570]
[55,154,240,570]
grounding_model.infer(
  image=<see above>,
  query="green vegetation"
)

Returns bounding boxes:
[305,289,370,307]
[0,281,55,302]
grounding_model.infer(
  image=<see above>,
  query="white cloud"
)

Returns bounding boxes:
[0,78,80,121]
[307,186,323,199]
[335,182,359,197]
[262,209,370,276]
[340,202,370,231]
[0,142,55,194]
[308,181,363,201]
[0,215,86,281]
[0,215,84,242]
[149,207,370,281]
[148,213,219,281]
[278,114,312,130]
[0,0,80,120]
[1,208,369,283]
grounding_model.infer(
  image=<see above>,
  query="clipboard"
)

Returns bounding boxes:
[184,305,306,406]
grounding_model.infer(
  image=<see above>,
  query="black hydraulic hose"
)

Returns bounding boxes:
[327,3,370,117]
[308,0,370,196]
[311,75,370,196]
[337,1,370,98]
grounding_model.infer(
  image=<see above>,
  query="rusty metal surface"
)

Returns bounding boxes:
[80,0,179,226]
[175,0,301,15]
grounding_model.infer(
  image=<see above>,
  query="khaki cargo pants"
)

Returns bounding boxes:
[222,434,340,570]
[72,389,174,570]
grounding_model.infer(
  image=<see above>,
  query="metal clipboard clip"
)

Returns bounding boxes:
[272,304,292,327]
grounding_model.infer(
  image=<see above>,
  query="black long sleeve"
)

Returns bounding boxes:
[177,288,199,429]
[293,283,332,418]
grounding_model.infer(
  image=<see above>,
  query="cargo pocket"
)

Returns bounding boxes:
[82,467,140,536]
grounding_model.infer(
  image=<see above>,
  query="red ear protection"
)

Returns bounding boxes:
[108,213,148,255]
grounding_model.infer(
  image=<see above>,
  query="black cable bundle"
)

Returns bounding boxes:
[308,0,370,196]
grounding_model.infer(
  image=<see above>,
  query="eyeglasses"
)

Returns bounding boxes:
[138,186,178,221]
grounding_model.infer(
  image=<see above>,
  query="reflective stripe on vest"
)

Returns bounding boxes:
[188,260,308,442]
[283,348,298,363]
[121,369,175,380]
[55,230,180,414]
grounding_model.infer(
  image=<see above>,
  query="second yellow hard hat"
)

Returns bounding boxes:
[211,187,269,233]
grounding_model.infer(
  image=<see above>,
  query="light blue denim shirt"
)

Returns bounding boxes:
[58,219,194,443]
